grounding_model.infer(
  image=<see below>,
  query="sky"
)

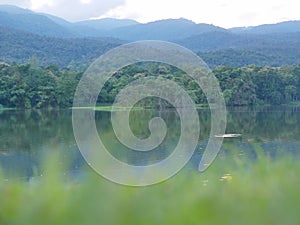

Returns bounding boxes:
[1,0,300,28]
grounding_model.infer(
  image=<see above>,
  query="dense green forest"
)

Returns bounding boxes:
[0,62,300,108]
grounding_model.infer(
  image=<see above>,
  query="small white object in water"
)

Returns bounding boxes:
[214,134,242,138]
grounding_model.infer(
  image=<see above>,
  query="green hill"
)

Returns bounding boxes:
[0,27,123,67]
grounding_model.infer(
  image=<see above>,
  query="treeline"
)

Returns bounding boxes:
[1,62,300,108]
[214,65,300,105]
[0,62,81,108]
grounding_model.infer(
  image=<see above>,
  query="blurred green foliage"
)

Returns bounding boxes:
[0,148,299,225]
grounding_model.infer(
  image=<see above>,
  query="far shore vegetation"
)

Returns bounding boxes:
[1,62,300,109]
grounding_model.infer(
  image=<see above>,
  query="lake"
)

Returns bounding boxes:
[1,106,300,180]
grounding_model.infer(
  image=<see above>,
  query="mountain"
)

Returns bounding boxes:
[176,31,300,52]
[230,20,300,34]
[0,4,32,14]
[1,4,300,68]
[0,6,226,40]
[177,31,300,67]
[199,48,300,68]
[176,31,248,52]
[0,5,135,38]
[41,13,74,28]
[42,15,109,38]
[1,25,299,68]
[105,18,226,41]
[76,18,139,30]
[0,5,75,37]
[0,26,123,67]
[3,4,299,41]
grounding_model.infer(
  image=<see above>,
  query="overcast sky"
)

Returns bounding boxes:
[1,0,300,28]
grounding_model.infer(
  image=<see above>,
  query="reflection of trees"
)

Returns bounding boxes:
[96,107,300,164]
[225,106,300,142]
[0,110,76,154]
[2,107,299,154]
[225,107,258,136]
[96,108,181,166]
[0,109,83,179]
[1,106,300,177]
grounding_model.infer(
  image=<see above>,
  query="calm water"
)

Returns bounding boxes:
[1,106,300,179]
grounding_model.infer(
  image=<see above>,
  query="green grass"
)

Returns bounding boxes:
[0,150,300,225]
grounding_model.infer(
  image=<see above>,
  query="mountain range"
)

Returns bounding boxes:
[0,4,300,68]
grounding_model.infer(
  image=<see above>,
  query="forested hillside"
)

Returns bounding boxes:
[1,62,300,108]
[1,26,300,68]
[0,27,123,67]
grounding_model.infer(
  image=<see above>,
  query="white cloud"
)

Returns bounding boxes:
[1,0,300,27]
[27,0,126,21]
[99,0,300,28]
[0,0,31,8]
[30,0,54,10]
[80,0,92,4]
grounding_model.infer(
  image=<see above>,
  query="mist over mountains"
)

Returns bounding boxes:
[0,4,300,68]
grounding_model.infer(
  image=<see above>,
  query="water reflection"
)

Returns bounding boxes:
[0,106,300,179]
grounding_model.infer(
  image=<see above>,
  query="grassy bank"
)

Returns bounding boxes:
[0,151,300,225]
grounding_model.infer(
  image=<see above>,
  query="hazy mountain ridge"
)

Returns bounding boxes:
[0,26,123,67]
[1,4,300,39]
[177,31,300,51]
[230,20,300,34]
[76,18,139,30]
[0,5,227,39]
[0,4,300,67]
[0,10,75,37]
[104,18,226,40]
